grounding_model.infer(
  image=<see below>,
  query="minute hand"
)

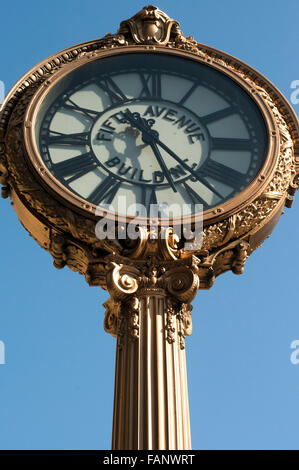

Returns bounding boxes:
[122,110,177,192]
[150,141,177,193]
[155,139,223,199]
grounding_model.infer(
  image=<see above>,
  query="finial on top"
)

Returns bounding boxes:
[117,5,181,45]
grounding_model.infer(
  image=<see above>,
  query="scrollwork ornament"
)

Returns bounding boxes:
[232,241,250,275]
[118,5,180,45]
[165,265,199,303]
[51,234,66,269]
[106,262,139,300]
[103,297,122,338]
[159,227,180,260]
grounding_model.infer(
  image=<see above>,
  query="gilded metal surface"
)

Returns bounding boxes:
[0,6,298,291]
[1,4,299,451]
[0,6,298,313]
[111,292,191,450]
[104,247,198,348]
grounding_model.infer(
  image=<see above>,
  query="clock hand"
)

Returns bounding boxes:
[121,109,144,130]
[155,139,224,199]
[122,110,177,193]
[122,110,220,198]
[122,109,157,137]
[149,141,177,193]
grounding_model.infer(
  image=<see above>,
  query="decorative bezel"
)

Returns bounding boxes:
[23,45,279,227]
[1,5,298,265]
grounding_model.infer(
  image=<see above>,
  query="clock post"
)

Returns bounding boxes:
[104,232,198,449]
[1,5,299,450]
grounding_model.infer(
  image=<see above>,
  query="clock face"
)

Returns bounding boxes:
[34,52,267,218]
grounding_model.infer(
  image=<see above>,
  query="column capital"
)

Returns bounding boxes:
[105,252,200,302]
[104,253,198,350]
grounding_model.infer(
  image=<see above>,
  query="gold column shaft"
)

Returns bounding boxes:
[111,292,191,450]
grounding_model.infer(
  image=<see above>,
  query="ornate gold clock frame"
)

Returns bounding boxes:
[1,6,299,449]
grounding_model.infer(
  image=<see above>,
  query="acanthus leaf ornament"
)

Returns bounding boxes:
[103,297,122,338]
[103,245,200,349]
[165,297,177,345]
[177,303,193,350]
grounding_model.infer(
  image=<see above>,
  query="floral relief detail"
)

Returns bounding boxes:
[165,297,177,345]
[177,303,193,350]
[118,5,180,45]
[127,296,140,340]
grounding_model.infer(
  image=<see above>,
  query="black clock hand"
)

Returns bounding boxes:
[122,111,178,192]
[122,110,220,198]
[122,109,147,132]
[149,141,177,193]
[155,139,224,199]
[122,109,157,138]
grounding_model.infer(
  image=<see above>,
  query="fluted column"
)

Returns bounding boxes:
[104,256,199,450]
[111,291,191,450]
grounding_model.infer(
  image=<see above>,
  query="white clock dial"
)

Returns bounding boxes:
[36,53,267,217]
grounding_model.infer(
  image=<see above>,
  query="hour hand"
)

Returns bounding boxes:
[122,109,157,138]
[121,110,177,193]
[121,109,146,132]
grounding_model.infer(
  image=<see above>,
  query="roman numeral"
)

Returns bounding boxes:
[211,137,253,151]
[200,106,236,124]
[61,98,101,120]
[53,153,96,181]
[200,160,245,189]
[182,181,208,207]
[149,189,158,206]
[46,131,90,146]
[178,82,198,106]
[88,177,121,206]
[141,187,158,212]
[97,77,127,104]
[139,72,162,99]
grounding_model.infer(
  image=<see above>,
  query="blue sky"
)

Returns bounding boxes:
[0,0,299,450]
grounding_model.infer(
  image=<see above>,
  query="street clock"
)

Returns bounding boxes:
[27,51,267,219]
[0,6,298,450]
